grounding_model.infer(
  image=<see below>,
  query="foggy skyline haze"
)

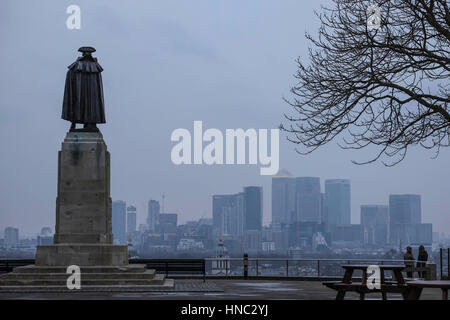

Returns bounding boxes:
[0,0,449,237]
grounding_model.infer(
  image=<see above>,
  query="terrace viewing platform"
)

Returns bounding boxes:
[0,254,449,300]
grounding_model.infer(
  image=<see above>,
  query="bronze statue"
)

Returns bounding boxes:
[62,47,106,131]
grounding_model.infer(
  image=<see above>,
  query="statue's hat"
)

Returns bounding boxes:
[78,46,96,55]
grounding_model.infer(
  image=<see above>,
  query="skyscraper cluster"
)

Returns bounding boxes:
[272,171,432,250]
[107,173,433,254]
[212,186,263,253]
[271,171,351,250]
[359,195,432,248]
[272,172,351,228]
[212,186,262,236]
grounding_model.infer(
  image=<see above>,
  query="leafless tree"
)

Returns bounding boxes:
[282,0,449,166]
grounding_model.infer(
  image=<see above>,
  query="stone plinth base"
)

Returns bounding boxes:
[0,264,174,291]
[35,244,128,266]
[54,131,113,245]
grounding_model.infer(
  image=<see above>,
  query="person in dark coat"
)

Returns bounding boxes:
[403,246,415,278]
[62,46,106,131]
[417,245,428,278]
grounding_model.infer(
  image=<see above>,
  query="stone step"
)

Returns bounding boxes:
[0,279,175,292]
[1,270,156,280]
[12,264,147,274]
[0,273,166,286]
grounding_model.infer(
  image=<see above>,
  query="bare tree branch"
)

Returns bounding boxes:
[282,0,450,166]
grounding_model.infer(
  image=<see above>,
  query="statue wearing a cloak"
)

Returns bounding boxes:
[62,47,106,131]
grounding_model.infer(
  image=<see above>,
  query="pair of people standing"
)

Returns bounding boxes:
[404,245,428,278]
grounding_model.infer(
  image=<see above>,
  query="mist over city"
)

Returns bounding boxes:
[0,0,449,306]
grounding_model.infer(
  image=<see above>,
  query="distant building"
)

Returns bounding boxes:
[288,246,304,259]
[262,241,275,252]
[40,227,52,237]
[112,200,127,244]
[198,218,213,226]
[147,200,160,232]
[159,213,177,226]
[197,223,214,250]
[433,232,440,243]
[37,236,53,246]
[235,193,245,235]
[157,213,178,235]
[272,171,296,225]
[269,222,289,251]
[415,223,433,244]
[177,238,204,251]
[213,194,238,236]
[212,186,262,241]
[37,227,53,245]
[389,194,421,225]
[392,224,429,246]
[289,221,328,249]
[389,194,422,244]
[127,205,137,234]
[312,232,330,252]
[212,192,245,237]
[243,230,262,253]
[4,227,19,248]
[325,179,351,226]
[211,237,229,275]
[244,186,262,232]
[296,177,322,223]
[330,224,363,245]
[360,205,389,246]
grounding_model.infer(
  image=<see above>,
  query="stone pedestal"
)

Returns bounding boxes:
[0,131,173,291]
[35,131,128,266]
[35,244,128,266]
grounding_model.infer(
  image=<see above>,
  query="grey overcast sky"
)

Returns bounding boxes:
[0,0,449,237]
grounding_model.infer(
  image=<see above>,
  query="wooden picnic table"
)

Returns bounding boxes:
[342,264,406,285]
[323,264,408,300]
[406,280,450,300]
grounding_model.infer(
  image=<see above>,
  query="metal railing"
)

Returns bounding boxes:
[0,259,34,273]
[203,257,412,279]
[0,256,440,279]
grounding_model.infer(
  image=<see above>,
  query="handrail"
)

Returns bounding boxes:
[203,257,419,263]
[0,257,435,280]
[0,257,423,263]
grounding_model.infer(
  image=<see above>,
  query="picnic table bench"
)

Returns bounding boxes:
[323,264,408,300]
[406,280,450,300]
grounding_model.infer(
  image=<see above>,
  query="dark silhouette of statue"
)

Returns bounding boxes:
[62,47,106,132]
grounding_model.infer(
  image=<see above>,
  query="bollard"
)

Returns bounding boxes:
[426,262,437,280]
[243,253,248,278]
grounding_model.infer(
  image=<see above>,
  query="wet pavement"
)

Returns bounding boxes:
[0,279,444,300]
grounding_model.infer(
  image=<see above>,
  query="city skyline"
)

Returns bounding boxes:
[2,175,442,240]
[1,185,436,254]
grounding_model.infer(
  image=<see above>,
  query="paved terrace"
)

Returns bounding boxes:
[0,279,443,300]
